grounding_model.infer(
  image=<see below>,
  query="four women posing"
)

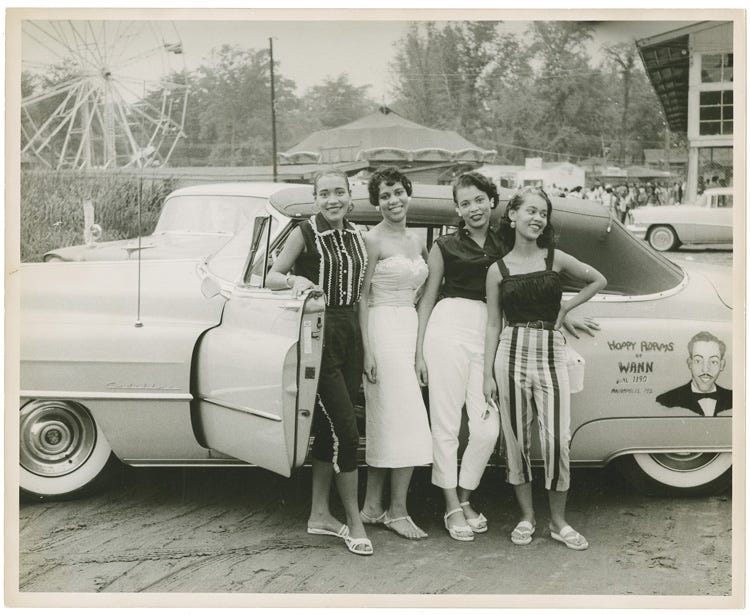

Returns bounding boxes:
[269,166,605,556]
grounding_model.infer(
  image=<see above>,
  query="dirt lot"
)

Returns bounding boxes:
[14,247,735,604]
[17,465,731,599]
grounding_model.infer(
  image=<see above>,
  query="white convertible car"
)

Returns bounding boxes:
[626,187,734,251]
[19,184,732,501]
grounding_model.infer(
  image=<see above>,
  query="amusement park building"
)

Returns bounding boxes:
[637,21,735,203]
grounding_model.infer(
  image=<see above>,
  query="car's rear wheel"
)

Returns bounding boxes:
[647,225,680,251]
[20,400,117,500]
[616,451,731,496]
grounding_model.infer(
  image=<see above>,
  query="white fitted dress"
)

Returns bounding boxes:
[364,255,433,468]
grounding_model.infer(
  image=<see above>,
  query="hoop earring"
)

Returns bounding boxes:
[510,221,516,229]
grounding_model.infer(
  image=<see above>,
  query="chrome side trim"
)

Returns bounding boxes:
[564,269,689,304]
[20,390,192,401]
[125,459,253,467]
[200,396,282,422]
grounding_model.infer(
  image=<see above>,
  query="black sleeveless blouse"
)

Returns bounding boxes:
[497,247,563,325]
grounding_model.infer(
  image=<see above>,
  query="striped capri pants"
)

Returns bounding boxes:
[494,325,571,492]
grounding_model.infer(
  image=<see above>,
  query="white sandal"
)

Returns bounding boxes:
[443,508,474,542]
[459,501,488,534]
[360,509,387,525]
[510,520,535,545]
[550,524,589,551]
[384,513,428,539]
[344,535,374,556]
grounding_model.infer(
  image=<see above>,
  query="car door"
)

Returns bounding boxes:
[192,216,325,477]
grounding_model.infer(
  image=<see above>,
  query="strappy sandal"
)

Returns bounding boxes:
[360,509,387,525]
[550,524,589,551]
[344,535,374,556]
[306,524,349,539]
[443,508,474,542]
[383,513,427,539]
[510,520,535,545]
[459,501,488,534]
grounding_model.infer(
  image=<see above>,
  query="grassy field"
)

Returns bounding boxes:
[20,170,176,262]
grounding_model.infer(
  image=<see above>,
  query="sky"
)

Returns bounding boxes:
[20,17,692,104]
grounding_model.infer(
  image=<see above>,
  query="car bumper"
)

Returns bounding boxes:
[625,224,648,240]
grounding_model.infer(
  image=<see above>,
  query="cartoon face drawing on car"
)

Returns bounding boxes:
[655,331,732,416]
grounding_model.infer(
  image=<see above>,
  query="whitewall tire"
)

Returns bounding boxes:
[20,399,116,500]
[616,451,731,496]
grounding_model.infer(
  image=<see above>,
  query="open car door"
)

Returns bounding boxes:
[193,217,325,477]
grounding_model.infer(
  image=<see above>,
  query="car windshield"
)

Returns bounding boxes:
[154,195,268,235]
[206,215,282,284]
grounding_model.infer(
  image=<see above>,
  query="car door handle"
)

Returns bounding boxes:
[282,303,301,311]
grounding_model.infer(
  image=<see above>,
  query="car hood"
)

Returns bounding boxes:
[43,233,231,262]
[21,259,226,324]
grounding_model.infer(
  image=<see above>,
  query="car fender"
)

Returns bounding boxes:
[570,417,732,465]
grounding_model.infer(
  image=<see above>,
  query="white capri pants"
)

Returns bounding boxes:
[424,298,500,490]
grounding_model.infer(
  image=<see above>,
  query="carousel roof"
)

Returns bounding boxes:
[280,106,495,165]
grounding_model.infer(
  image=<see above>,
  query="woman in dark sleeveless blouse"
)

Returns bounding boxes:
[483,187,606,551]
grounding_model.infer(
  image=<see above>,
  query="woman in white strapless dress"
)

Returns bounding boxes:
[358,167,433,540]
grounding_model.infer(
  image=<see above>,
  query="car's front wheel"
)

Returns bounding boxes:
[20,400,117,500]
[647,225,680,251]
[616,451,731,496]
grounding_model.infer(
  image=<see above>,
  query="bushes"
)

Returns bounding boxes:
[20,170,177,262]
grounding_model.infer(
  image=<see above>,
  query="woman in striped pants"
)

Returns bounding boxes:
[483,187,606,550]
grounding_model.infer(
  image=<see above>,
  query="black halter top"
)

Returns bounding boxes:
[497,246,563,325]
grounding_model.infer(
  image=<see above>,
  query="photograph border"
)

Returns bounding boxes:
[4,6,746,609]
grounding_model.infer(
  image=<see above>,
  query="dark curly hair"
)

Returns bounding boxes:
[499,186,556,249]
[367,166,413,206]
[451,171,499,209]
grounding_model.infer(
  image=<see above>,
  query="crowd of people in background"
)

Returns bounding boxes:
[547,180,687,223]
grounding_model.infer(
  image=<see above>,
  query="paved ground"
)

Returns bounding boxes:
[17,465,732,599]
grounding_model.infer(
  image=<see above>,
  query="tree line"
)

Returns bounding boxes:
[23,21,679,169]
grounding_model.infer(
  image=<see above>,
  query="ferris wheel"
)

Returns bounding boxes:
[21,20,189,169]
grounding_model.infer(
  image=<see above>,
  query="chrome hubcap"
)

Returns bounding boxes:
[649,452,720,472]
[20,401,97,477]
[650,229,673,250]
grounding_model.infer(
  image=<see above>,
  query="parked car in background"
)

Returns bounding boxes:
[43,182,301,262]
[625,186,734,251]
[20,184,732,501]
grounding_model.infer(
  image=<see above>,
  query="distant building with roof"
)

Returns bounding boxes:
[475,158,586,191]
[280,106,496,184]
[643,148,689,176]
[637,21,734,202]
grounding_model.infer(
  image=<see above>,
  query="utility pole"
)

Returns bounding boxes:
[269,37,278,182]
